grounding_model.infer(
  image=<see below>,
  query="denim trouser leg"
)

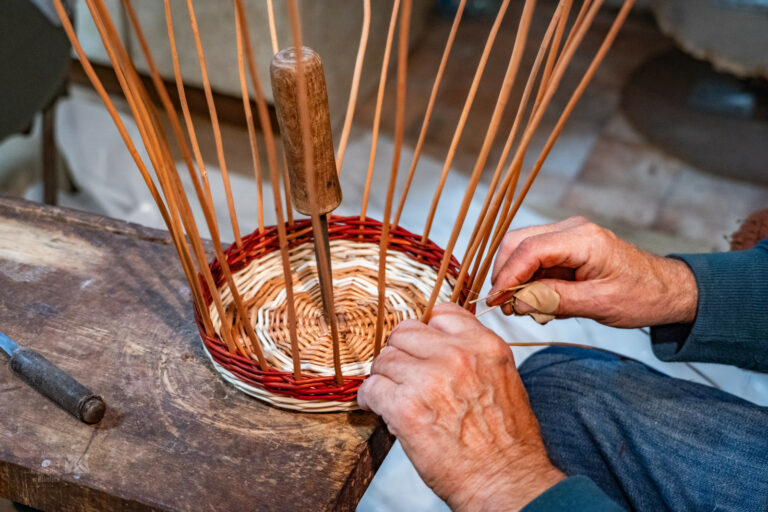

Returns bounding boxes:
[518,346,768,511]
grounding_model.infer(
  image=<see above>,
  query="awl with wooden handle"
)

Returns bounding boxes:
[270,47,342,337]
[0,330,106,424]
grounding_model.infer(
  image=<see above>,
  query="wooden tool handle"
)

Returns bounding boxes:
[10,348,106,424]
[270,46,342,215]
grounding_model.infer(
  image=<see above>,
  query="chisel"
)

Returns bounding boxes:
[270,46,342,333]
[0,330,106,424]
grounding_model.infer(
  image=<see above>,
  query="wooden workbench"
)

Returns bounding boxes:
[0,197,392,511]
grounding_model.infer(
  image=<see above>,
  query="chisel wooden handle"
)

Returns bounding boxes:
[10,348,106,424]
[270,46,342,215]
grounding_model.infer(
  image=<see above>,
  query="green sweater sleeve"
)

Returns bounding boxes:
[522,476,624,511]
[651,240,768,372]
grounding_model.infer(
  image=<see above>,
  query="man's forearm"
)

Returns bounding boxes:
[651,240,768,372]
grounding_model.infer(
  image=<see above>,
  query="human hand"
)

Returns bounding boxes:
[489,216,698,328]
[358,303,564,511]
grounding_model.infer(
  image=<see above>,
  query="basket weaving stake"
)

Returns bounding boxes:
[235,7,265,234]
[163,0,269,365]
[420,0,511,243]
[83,0,240,351]
[92,0,259,357]
[460,0,605,300]
[283,0,344,385]
[336,0,371,173]
[359,0,401,223]
[373,0,411,356]
[392,0,467,229]
[184,0,243,247]
[266,0,279,54]
[422,0,536,321]
[452,0,570,302]
[474,0,634,290]
[235,0,302,379]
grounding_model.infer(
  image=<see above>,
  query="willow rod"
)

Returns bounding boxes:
[359,0,401,222]
[473,0,635,292]
[336,0,371,173]
[235,0,303,379]
[463,0,607,301]
[81,0,243,356]
[420,0,512,243]
[93,0,258,359]
[451,0,571,302]
[184,0,242,247]
[164,0,270,366]
[373,0,412,357]
[266,0,279,54]
[235,2,265,234]
[421,0,536,322]
[285,0,343,385]
[391,0,467,229]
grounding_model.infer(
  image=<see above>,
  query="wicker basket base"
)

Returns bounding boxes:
[196,217,460,412]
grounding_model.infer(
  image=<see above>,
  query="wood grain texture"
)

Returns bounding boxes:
[270,47,342,215]
[0,197,392,511]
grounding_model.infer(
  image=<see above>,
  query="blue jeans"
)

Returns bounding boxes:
[519,347,768,511]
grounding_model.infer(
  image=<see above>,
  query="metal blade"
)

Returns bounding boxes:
[313,214,336,323]
[0,330,19,357]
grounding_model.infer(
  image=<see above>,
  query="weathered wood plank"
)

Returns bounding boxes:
[0,197,392,511]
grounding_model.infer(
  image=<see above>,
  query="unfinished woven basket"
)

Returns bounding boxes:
[195,216,465,412]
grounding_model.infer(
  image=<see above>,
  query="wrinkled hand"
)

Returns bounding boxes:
[358,303,564,511]
[489,216,698,328]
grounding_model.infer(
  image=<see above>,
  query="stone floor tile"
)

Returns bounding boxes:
[560,180,660,227]
[577,136,682,195]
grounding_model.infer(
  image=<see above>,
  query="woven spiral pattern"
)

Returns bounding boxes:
[195,216,466,412]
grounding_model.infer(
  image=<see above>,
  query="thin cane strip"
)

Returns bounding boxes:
[53,1,171,237]
[474,0,633,289]
[184,0,242,247]
[359,0,401,222]
[336,0,371,173]
[373,0,412,356]
[557,0,593,62]
[477,0,617,274]
[85,0,223,344]
[235,3,265,233]
[235,0,302,377]
[465,0,606,294]
[392,0,467,229]
[286,0,339,382]
[422,0,536,322]
[451,1,565,302]
[420,0,512,242]
[266,0,279,54]
[468,283,529,304]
